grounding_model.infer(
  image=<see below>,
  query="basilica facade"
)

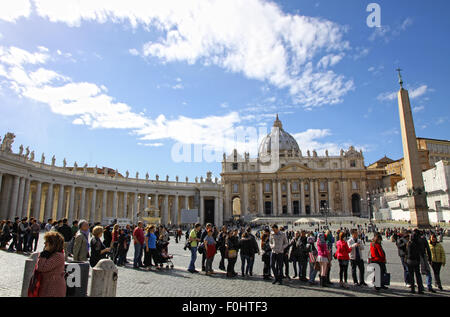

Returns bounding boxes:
[221,116,372,220]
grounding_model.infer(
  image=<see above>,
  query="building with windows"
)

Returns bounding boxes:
[417,137,450,167]
[221,116,374,220]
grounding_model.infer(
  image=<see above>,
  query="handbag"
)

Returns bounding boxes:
[28,264,42,297]
[227,249,237,259]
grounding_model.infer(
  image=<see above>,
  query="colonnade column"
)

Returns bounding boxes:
[184,195,189,209]
[173,195,179,225]
[200,195,205,225]
[112,190,118,219]
[33,181,43,220]
[0,173,2,193]
[79,187,86,220]
[57,184,65,220]
[68,185,75,222]
[277,181,282,216]
[23,178,31,218]
[90,188,97,223]
[133,192,138,223]
[122,192,128,219]
[287,180,292,215]
[163,195,169,225]
[16,177,26,218]
[8,175,20,219]
[101,190,107,223]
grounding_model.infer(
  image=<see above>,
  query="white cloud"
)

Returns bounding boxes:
[31,0,353,108]
[317,54,343,68]
[412,105,425,113]
[128,48,139,56]
[292,129,362,155]
[377,85,429,102]
[137,142,164,147]
[0,0,31,22]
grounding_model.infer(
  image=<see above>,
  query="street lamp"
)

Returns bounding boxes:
[361,192,372,222]
[319,201,330,227]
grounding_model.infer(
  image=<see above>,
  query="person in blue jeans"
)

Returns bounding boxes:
[133,222,145,268]
[188,223,202,273]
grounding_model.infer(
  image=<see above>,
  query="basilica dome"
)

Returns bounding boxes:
[258,115,300,157]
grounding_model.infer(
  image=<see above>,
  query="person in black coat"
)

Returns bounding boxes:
[217,225,228,271]
[395,229,410,286]
[406,231,425,294]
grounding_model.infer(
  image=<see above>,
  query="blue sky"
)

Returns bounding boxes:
[0,0,449,180]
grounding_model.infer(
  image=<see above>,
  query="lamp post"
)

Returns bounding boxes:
[319,201,330,227]
[367,191,372,223]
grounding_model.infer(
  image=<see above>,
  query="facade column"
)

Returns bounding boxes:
[22,178,31,218]
[101,190,107,223]
[57,184,65,220]
[310,179,315,214]
[112,190,118,219]
[0,173,2,194]
[342,179,349,215]
[68,186,75,222]
[219,194,224,227]
[200,194,205,224]
[315,180,320,214]
[242,181,249,217]
[224,184,231,220]
[79,187,86,220]
[277,181,282,216]
[90,188,97,224]
[287,180,292,215]
[9,175,20,219]
[17,177,26,218]
[300,179,305,215]
[361,180,367,216]
[327,179,334,213]
[272,180,277,216]
[214,196,219,226]
[258,181,263,216]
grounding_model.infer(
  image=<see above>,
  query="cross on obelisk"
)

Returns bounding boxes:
[396,69,430,228]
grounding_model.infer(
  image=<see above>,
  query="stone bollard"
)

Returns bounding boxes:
[21,252,39,297]
[89,259,118,297]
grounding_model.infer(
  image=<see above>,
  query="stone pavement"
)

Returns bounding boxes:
[1,224,450,297]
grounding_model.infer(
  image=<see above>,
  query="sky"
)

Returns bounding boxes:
[0,0,449,181]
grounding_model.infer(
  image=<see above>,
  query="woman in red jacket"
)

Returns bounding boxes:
[370,233,388,291]
[34,231,66,297]
[335,232,352,288]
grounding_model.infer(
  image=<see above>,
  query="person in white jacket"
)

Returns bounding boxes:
[347,229,367,286]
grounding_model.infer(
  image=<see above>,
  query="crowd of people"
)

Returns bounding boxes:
[0,216,447,297]
[184,222,447,294]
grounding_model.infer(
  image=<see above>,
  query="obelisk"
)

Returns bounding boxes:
[396,69,430,228]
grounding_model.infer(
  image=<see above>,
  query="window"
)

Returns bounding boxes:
[265,183,271,192]
[282,184,286,192]
[233,184,239,193]
[232,163,238,170]
[305,183,309,191]
[333,162,338,169]
[352,181,358,190]
[292,182,298,192]
[350,160,356,167]
[320,182,325,191]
